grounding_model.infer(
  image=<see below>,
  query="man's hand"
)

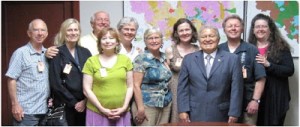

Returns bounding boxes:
[45,46,59,59]
[246,101,259,115]
[179,112,190,123]
[12,104,24,122]
[228,116,238,123]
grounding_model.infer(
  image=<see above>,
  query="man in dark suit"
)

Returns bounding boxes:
[177,25,243,123]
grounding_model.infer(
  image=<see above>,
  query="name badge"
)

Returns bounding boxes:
[37,61,45,72]
[63,63,72,74]
[175,58,182,67]
[242,66,247,79]
[100,68,107,77]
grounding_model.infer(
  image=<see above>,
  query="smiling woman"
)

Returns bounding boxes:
[82,27,133,126]
[131,27,172,126]
[49,18,92,126]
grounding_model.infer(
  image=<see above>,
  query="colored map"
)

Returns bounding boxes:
[247,1,299,57]
[257,1,298,42]
[124,1,244,50]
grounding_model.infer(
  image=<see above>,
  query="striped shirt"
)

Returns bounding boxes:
[5,42,50,114]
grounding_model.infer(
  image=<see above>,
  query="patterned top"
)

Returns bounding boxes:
[82,54,133,114]
[133,50,172,107]
[5,42,50,114]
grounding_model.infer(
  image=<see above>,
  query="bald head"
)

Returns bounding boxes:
[27,19,48,44]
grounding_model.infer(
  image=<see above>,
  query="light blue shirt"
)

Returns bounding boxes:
[6,42,50,114]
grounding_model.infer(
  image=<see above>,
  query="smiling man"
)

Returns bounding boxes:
[177,25,243,123]
[6,19,50,126]
[219,15,266,125]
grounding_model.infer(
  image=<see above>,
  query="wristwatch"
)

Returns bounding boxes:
[251,98,261,104]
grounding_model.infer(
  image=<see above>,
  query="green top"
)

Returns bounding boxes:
[82,54,133,114]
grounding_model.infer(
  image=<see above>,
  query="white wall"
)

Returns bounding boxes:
[79,1,123,36]
[80,1,299,126]
[285,58,299,126]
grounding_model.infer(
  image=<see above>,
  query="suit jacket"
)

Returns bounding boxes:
[49,44,92,108]
[177,49,243,122]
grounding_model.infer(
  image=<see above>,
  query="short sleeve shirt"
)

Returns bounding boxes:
[82,54,133,114]
[133,50,172,108]
[5,42,50,114]
[219,41,266,101]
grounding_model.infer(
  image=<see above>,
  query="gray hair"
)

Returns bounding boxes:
[28,19,47,31]
[117,17,139,31]
[144,26,163,41]
[198,25,220,40]
[90,11,110,23]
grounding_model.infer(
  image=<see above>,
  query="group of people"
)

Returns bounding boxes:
[6,10,294,126]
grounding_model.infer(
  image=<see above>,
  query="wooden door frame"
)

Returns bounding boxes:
[1,1,79,125]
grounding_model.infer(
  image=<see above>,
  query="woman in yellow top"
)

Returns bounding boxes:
[82,27,133,126]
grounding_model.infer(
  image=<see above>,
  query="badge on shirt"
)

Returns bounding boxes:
[63,63,72,74]
[37,61,45,73]
[175,58,182,67]
[100,68,107,77]
[242,66,247,79]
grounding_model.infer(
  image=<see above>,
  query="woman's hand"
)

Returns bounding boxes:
[75,99,86,112]
[256,54,270,67]
[111,107,126,116]
[135,108,148,124]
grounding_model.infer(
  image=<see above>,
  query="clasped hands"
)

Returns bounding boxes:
[101,107,126,120]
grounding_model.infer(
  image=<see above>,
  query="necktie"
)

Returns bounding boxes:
[205,54,212,77]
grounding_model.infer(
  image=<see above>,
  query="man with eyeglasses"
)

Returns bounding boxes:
[6,19,50,126]
[218,14,266,125]
[80,11,110,55]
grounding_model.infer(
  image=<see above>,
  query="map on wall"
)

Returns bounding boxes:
[246,1,299,57]
[124,1,244,51]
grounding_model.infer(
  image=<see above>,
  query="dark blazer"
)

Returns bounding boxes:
[177,49,243,122]
[49,44,92,108]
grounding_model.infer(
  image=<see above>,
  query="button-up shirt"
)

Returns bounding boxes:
[6,42,50,114]
[133,50,172,107]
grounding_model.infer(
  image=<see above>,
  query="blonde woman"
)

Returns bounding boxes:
[49,18,91,125]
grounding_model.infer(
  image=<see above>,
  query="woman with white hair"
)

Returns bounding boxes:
[131,27,172,126]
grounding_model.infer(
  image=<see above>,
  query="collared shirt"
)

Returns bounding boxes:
[133,50,172,108]
[6,42,50,114]
[80,32,99,55]
[203,50,217,66]
[219,40,266,103]
[119,43,141,62]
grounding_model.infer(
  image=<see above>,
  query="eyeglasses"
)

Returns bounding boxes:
[95,18,109,22]
[146,37,161,41]
[254,25,269,29]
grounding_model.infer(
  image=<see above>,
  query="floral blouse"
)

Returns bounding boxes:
[133,50,172,107]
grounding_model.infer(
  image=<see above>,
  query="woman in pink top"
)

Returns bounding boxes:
[248,13,294,126]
